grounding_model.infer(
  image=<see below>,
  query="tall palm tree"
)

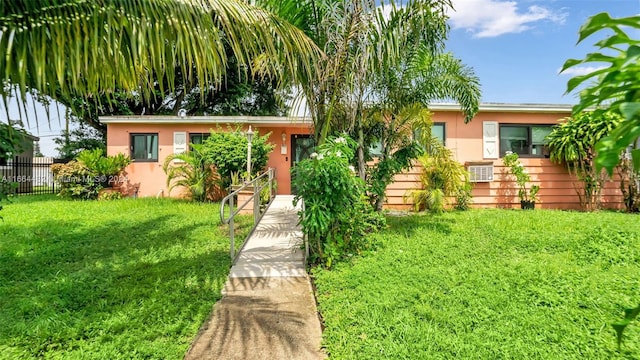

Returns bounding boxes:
[259,0,453,144]
[0,0,321,115]
[259,0,480,210]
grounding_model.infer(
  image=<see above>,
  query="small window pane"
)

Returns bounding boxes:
[413,123,445,145]
[532,126,552,144]
[369,141,383,157]
[190,133,210,145]
[131,134,158,161]
[501,126,528,155]
[432,123,445,144]
[531,126,552,157]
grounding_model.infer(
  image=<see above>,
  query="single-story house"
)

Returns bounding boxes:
[101,103,623,210]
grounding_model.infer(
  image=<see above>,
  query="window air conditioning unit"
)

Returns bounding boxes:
[466,162,494,182]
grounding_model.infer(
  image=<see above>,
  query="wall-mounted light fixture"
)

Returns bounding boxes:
[281,132,287,144]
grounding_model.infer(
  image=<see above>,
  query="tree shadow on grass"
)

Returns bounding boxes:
[385,213,454,237]
[0,214,232,358]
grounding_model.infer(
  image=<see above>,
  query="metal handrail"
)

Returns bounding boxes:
[220,168,275,259]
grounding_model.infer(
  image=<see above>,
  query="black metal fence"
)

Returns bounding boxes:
[0,156,67,195]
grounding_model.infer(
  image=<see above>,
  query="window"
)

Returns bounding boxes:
[130,133,159,161]
[189,133,210,146]
[432,123,446,145]
[499,125,552,157]
[413,122,446,145]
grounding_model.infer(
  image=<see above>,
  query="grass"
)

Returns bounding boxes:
[313,209,640,359]
[0,195,252,359]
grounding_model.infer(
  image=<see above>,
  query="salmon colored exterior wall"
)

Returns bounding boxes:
[383,108,624,210]
[105,121,310,198]
[104,106,624,210]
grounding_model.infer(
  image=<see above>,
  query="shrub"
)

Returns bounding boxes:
[502,151,539,204]
[98,191,123,201]
[546,111,620,211]
[201,127,274,188]
[51,150,131,200]
[76,149,131,178]
[51,161,102,200]
[408,141,472,213]
[293,135,385,267]
[163,143,222,202]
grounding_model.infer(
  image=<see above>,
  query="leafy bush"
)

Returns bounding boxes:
[293,135,385,267]
[503,151,540,204]
[407,141,472,213]
[201,127,274,188]
[163,143,222,202]
[51,150,131,200]
[98,190,123,201]
[51,161,103,200]
[546,112,620,211]
[77,149,131,177]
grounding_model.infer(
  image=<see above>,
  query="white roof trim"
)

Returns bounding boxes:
[429,103,574,113]
[101,103,575,124]
[100,115,312,125]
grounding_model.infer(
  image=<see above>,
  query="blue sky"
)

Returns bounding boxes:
[445,0,639,104]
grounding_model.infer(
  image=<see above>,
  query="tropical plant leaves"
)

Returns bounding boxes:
[563,12,640,175]
[0,0,322,124]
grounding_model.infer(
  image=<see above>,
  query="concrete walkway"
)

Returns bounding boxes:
[185,196,325,360]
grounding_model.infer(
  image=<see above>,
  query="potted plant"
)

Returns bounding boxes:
[503,151,540,209]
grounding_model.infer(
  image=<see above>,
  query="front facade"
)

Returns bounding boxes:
[102,103,624,210]
[103,116,313,197]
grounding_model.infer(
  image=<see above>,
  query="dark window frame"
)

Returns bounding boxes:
[130,133,159,162]
[188,132,210,151]
[189,132,210,145]
[499,124,553,158]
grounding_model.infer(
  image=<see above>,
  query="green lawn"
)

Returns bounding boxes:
[0,195,251,359]
[313,209,640,359]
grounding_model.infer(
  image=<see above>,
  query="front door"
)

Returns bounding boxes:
[290,134,315,194]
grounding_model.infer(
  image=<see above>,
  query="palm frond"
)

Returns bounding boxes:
[0,0,321,121]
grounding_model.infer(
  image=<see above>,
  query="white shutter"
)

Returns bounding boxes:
[173,131,187,154]
[483,121,499,159]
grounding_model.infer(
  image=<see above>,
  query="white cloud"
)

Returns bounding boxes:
[559,65,607,76]
[448,0,566,38]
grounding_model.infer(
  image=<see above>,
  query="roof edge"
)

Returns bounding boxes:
[429,103,575,113]
[99,115,312,124]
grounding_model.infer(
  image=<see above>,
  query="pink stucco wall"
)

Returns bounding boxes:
[104,107,624,210]
[106,122,310,198]
[383,108,623,210]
